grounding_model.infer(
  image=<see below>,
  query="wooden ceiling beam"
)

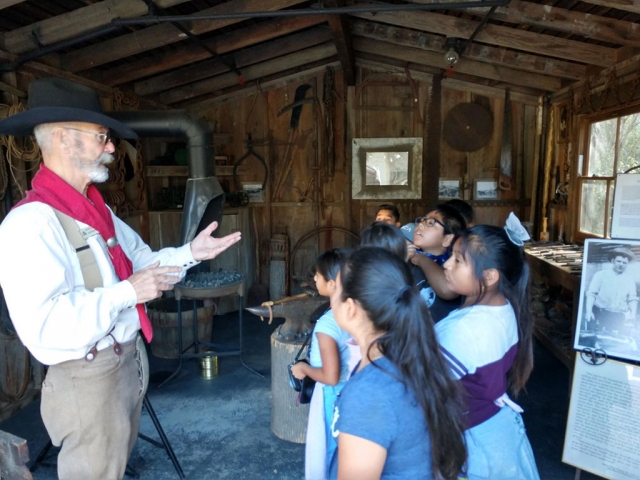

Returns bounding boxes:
[135,27,332,97]
[356,56,540,105]
[351,20,584,80]
[324,0,356,85]
[0,0,25,11]
[407,0,640,46]
[157,42,337,105]
[576,0,640,15]
[2,0,191,55]
[188,60,341,111]
[87,15,326,87]
[0,48,168,109]
[353,37,561,91]
[350,10,615,67]
[61,0,310,73]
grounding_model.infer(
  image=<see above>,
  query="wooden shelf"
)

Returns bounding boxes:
[146,165,248,177]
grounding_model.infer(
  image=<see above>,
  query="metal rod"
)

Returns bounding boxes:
[460,5,497,54]
[112,0,511,25]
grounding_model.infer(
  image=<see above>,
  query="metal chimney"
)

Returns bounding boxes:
[110,110,224,245]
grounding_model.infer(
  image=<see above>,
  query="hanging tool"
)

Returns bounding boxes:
[499,88,513,191]
[233,133,268,191]
[323,66,336,178]
[273,84,312,202]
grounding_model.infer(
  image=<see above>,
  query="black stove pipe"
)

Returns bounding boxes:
[109,110,224,246]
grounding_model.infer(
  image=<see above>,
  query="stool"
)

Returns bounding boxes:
[159,280,263,387]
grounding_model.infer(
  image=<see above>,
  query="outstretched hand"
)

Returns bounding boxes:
[190,221,242,262]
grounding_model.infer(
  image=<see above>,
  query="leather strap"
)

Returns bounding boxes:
[52,208,103,292]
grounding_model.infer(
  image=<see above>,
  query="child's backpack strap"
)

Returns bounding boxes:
[52,208,103,292]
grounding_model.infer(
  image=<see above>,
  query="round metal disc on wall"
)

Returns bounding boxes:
[443,102,493,152]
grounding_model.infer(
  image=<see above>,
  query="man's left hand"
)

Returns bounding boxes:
[190,221,242,261]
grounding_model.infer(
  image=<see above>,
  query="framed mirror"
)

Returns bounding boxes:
[352,137,423,200]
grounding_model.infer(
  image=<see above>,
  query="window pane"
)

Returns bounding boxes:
[588,119,617,177]
[618,112,640,174]
[580,180,607,236]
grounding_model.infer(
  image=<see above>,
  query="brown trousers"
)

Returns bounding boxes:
[41,335,149,480]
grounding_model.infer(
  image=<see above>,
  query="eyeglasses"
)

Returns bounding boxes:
[414,216,451,234]
[64,127,111,146]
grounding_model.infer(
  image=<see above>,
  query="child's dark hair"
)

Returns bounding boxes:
[376,203,400,222]
[360,222,407,260]
[445,199,474,226]
[428,203,467,236]
[457,225,533,395]
[314,248,349,282]
[339,247,467,479]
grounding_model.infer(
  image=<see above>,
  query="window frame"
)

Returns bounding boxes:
[574,104,640,243]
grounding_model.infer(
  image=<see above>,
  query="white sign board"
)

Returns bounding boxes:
[563,357,640,480]
[611,174,640,240]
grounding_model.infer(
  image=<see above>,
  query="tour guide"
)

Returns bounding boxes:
[0,77,241,479]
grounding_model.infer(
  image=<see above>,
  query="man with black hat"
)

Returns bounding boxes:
[0,78,241,479]
[585,246,638,334]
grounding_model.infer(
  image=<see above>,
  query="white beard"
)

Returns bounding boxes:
[85,152,114,183]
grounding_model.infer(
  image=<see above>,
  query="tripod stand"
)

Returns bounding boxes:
[30,395,186,479]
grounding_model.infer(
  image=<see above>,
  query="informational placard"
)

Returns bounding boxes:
[563,357,640,480]
[611,174,640,240]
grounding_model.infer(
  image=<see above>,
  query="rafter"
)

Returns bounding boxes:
[350,9,615,67]
[357,56,540,105]
[577,0,640,15]
[351,20,584,80]
[408,0,640,47]
[353,37,561,91]
[85,15,327,87]
[60,0,309,73]
[324,0,356,85]
[157,42,337,105]
[135,27,332,97]
[0,0,24,11]
[2,0,192,55]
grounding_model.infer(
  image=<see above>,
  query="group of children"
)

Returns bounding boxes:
[289,202,541,480]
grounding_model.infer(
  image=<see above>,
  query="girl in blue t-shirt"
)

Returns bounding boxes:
[291,248,351,480]
[329,247,467,480]
[436,213,540,479]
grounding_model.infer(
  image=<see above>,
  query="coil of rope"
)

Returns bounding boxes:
[0,103,42,199]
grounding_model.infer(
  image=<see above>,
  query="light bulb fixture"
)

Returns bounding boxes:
[444,37,463,67]
[444,48,459,66]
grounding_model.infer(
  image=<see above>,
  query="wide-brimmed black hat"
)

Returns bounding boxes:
[0,77,137,139]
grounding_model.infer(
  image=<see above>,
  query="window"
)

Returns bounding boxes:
[578,110,640,238]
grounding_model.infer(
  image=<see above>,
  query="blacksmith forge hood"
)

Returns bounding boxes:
[110,111,224,245]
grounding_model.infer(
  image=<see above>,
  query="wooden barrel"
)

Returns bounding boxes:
[147,298,216,359]
[0,334,30,404]
[270,331,309,443]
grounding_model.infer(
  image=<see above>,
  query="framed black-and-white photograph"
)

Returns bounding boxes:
[473,178,498,200]
[438,178,461,199]
[574,238,640,362]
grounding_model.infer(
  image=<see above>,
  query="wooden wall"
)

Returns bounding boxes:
[194,67,539,292]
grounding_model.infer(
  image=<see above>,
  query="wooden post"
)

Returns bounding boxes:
[0,430,33,480]
[270,332,310,443]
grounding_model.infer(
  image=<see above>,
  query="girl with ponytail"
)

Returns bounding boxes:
[436,213,540,479]
[328,247,467,480]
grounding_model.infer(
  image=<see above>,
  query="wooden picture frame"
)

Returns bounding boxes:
[557,102,571,144]
[438,178,461,199]
[473,178,498,200]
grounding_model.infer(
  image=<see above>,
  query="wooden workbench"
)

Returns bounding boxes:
[525,245,583,369]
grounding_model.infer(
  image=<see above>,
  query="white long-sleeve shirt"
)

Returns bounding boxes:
[0,201,198,365]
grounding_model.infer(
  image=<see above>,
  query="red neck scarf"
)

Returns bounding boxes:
[16,164,152,342]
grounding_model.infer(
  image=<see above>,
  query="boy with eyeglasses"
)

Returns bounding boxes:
[409,204,467,322]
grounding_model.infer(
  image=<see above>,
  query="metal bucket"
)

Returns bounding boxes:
[199,354,218,380]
